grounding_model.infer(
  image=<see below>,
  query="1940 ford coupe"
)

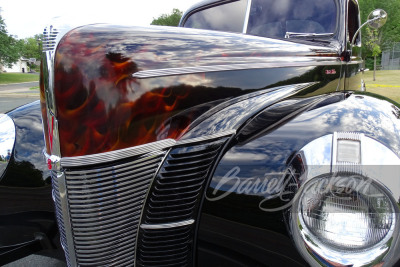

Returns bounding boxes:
[1,0,400,266]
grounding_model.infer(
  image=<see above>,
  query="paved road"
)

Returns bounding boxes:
[0,82,39,91]
[0,82,40,113]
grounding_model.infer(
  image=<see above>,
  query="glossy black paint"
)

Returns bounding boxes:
[3,0,392,265]
[198,93,400,265]
[1,101,58,260]
[2,101,50,187]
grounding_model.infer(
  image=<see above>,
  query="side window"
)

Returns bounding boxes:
[348,0,361,45]
[183,0,248,33]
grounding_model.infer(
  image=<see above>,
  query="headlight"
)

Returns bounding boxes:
[0,114,16,178]
[291,132,400,266]
[300,175,395,251]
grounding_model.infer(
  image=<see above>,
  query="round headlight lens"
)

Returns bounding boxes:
[0,114,16,177]
[300,175,395,251]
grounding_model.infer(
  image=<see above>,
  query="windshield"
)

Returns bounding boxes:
[247,0,338,39]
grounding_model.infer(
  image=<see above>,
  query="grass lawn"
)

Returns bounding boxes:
[0,73,39,84]
[363,70,400,104]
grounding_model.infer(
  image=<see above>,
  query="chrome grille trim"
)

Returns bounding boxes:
[63,151,167,266]
[140,219,195,229]
[51,170,76,266]
[60,130,235,167]
[53,132,234,265]
[61,139,175,167]
[42,25,59,51]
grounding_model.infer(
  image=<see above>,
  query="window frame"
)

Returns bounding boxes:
[181,0,251,34]
[182,0,341,43]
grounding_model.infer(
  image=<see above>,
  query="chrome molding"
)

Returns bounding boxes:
[242,0,252,33]
[132,60,342,79]
[60,139,175,167]
[54,170,77,266]
[140,219,195,230]
[60,130,235,167]
[42,23,80,266]
[177,130,236,144]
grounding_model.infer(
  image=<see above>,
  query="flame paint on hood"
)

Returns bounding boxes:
[50,25,339,157]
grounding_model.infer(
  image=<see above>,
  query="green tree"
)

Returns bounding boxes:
[358,0,400,68]
[365,27,381,80]
[151,8,183,27]
[0,15,21,68]
[20,35,41,60]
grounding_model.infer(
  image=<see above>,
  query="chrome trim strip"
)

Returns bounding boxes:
[43,49,57,117]
[140,219,195,229]
[242,0,252,33]
[60,139,176,167]
[56,171,77,266]
[60,130,236,167]
[178,129,236,144]
[132,60,342,79]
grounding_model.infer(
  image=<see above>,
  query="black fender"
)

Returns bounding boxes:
[0,101,60,265]
[198,92,400,266]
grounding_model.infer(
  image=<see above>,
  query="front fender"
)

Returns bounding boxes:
[0,101,59,264]
[199,93,400,266]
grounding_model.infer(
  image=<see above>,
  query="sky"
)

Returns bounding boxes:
[0,0,200,39]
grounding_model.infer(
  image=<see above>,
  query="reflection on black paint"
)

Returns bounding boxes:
[5,100,50,185]
[1,101,54,248]
[204,93,400,236]
[0,157,45,187]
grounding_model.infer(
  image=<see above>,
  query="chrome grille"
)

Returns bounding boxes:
[137,138,228,266]
[51,171,71,267]
[139,226,193,266]
[63,151,166,266]
[42,25,59,51]
[144,139,226,224]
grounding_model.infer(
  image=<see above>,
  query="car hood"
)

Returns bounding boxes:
[43,25,341,157]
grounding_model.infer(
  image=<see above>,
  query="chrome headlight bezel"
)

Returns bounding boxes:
[292,173,399,266]
[0,114,16,178]
[290,132,400,267]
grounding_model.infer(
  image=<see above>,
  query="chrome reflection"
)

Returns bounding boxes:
[0,114,16,178]
[290,132,400,267]
[132,59,341,79]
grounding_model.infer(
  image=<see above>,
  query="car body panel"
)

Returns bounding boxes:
[50,25,341,157]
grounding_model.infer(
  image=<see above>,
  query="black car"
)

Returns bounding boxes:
[1,0,399,266]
